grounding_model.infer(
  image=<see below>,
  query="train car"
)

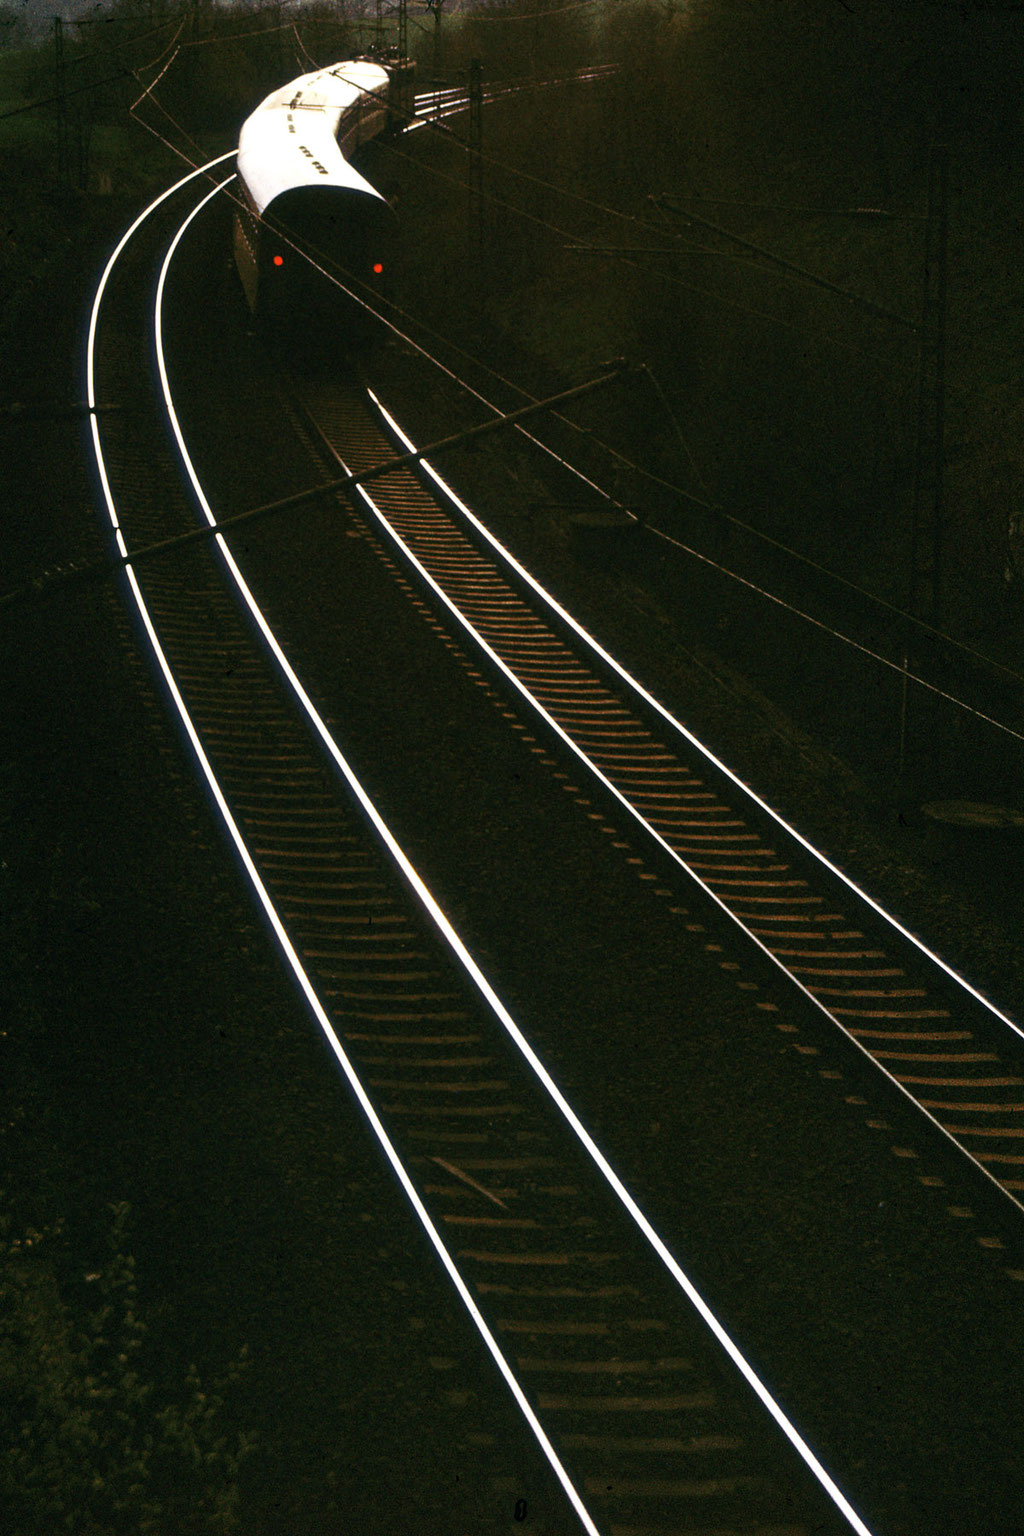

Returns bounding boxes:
[234,58,410,344]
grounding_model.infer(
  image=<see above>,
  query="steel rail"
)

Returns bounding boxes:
[91,159,601,1536]
[149,180,875,1536]
[371,394,1023,1045]
[225,128,1024,1219]
[341,390,1024,1223]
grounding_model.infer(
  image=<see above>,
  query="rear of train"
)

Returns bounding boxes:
[234,58,411,350]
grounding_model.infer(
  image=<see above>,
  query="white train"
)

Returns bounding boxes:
[233,58,414,338]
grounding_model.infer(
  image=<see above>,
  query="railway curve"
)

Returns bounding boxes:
[79,157,1024,1536]
[88,160,873,1536]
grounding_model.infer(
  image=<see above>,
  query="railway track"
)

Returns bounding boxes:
[290,364,1024,1228]
[87,161,873,1536]
[82,161,1024,1533]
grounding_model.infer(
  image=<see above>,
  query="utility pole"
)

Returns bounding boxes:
[469,57,483,261]
[397,0,407,66]
[54,16,70,197]
[426,0,445,84]
[899,142,949,786]
[909,143,949,626]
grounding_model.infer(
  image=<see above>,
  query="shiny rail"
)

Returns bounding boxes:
[83,163,872,1536]
[293,370,1024,1223]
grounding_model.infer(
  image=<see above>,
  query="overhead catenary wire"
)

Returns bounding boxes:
[179,16,327,49]
[651,192,919,330]
[1,364,632,613]
[380,106,988,412]
[182,49,1021,697]
[381,133,919,377]
[116,51,1024,700]
[641,521,1024,747]
[291,19,322,72]
[379,90,1024,681]
[446,0,606,19]
[392,74,1020,398]
[0,6,292,124]
[51,11,184,63]
[221,164,1024,736]
[60,53,1024,736]
[280,204,1024,739]
[252,78,844,498]
[344,243,1024,731]
[0,65,134,121]
[576,437,1024,691]
[681,191,926,220]
[129,35,184,118]
[129,7,300,169]
[390,70,919,328]
[130,60,215,168]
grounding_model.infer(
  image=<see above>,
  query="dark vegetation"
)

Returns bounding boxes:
[0,1200,253,1534]
[373,0,1024,817]
[392,1,1024,644]
[3,1,1023,1527]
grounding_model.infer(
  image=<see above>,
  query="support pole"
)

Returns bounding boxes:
[910,143,949,626]
[901,143,948,789]
[54,16,69,196]
[431,0,441,77]
[469,57,483,261]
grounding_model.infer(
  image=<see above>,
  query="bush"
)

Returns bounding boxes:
[0,1201,254,1535]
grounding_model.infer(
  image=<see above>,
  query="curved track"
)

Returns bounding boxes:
[82,157,1024,1535]
[86,160,875,1536]
[291,365,1024,1223]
